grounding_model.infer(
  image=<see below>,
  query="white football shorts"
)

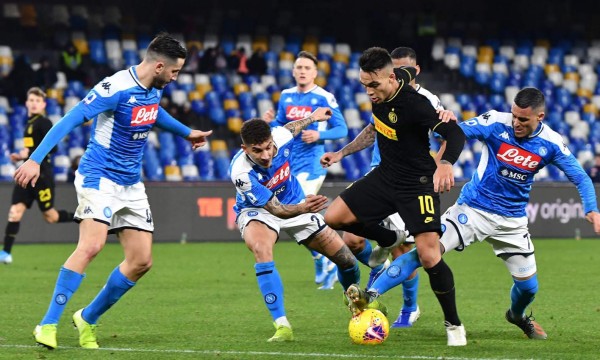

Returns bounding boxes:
[236,207,326,243]
[73,171,154,233]
[295,172,326,196]
[440,202,536,278]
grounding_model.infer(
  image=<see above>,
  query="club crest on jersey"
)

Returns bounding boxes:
[496,143,541,171]
[262,161,290,189]
[286,106,312,120]
[388,111,398,123]
[131,104,158,126]
[284,149,290,157]
[539,146,548,156]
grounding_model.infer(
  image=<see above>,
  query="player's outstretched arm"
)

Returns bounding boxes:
[14,159,41,188]
[264,194,328,219]
[321,123,376,169]
[284,107,332,137]
[186,129,213,150]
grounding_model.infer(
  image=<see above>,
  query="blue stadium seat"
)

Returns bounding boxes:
[208,107,226,126]
[143,143,164,181]
[89,39,107,65]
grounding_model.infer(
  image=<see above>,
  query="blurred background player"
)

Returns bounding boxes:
[263,51,348,289]
[230,111,363,341]
[0,87,74,264]
[342,47,455,328]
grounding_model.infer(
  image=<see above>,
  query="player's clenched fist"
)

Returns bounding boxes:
[320,151,343,168]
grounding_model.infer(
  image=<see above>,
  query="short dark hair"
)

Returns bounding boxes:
[241,118,272,145]
[390,47,417,61]
[146,32,187,62]
[296,50,318,66]
[359,47,393,73]
[514,87,545,111]
[27,87,46,99]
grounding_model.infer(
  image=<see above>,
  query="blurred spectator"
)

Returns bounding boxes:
[590,154,600,183]
[59,42,85,82]
[34,57,58,90]
[5,55,36,103]
[248,48,267,75]
[199,46,216,73]
[214,46,228,73]
[227,47,248,75]
[180,101,210,130]
[183,44,202,73]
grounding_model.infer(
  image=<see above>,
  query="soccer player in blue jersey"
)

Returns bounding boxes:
[230,108,366,342]
[341,47,456,328]
[14,33,213,350]
[360,87,600,340]
[263,51,348,289]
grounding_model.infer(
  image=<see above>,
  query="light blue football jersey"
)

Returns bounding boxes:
[458,110,598,217]
[76,66,168,188]
[230,127,305,215]
[271,85,346,179]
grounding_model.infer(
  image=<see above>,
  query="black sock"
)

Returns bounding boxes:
[340,223,397,247]
[3,221,20,253]
[424,258,461,326]
[57,210,75,223]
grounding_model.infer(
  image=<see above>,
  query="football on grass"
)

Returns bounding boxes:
[348,309,389,345]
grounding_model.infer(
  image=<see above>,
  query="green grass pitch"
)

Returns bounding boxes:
[0,239,599,359]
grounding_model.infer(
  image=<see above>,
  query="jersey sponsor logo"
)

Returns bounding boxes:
[235,179,246,188]
[131,130,150,140]
[128,95,137,104]
[286,106,312,120]
[23,137,34,147]
[131,104,158,126]
[499,167,529,182]
[261,161,291,189]
[373,115,397,141]
[424,216,434,223]
[496,143,541,171]
[499,131,510,140]
[101,81,111,93]
[273,185,286,196]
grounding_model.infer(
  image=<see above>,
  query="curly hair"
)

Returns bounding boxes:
[241,118,272,145]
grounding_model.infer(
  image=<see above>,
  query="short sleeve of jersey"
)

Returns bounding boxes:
[78,79,121,120]
[459,110,506,141]
[271,126,294,147]
[232,170,273,208]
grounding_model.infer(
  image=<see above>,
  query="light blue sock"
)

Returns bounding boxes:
[510,275,538,318]
[354,239,373,267]
[41,266,84,325]
[337,262,360,291]
[401,272,419,312]
[255,261,285,321]
[82,266,136,324]
[370,248,421,295]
